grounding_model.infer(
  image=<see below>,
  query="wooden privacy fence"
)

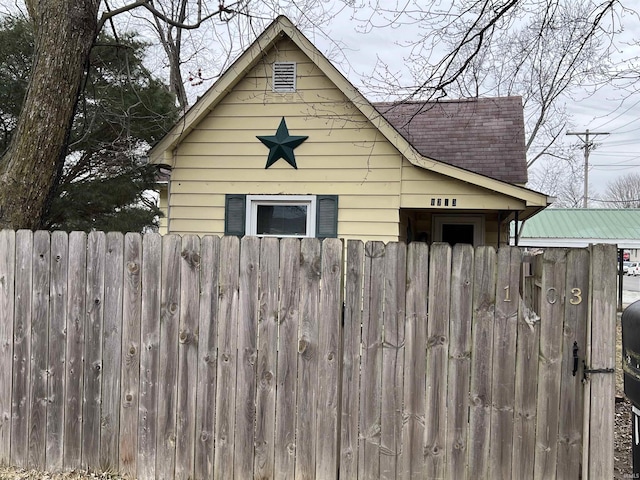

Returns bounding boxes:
[0,230,616,479]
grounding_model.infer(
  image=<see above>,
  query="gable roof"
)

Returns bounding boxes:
[516,208,640,248]
[375,98,527,184]
[148,15,550,218]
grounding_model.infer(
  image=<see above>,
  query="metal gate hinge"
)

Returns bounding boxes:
[582,359,614,381]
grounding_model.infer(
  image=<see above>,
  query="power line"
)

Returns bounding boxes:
[566,129,610,208]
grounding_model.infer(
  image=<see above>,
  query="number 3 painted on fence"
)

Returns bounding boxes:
[570,287,582,305]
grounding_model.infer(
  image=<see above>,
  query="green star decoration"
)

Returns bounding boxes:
[257,117,308,169]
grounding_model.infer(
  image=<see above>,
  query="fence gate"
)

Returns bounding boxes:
[0,231,616,479]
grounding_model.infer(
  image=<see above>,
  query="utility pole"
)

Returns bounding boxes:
[566,129,609,208]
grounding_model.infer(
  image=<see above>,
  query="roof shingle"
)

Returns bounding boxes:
[374,97,528,184]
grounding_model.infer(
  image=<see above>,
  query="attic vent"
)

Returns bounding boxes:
[273,62,296,92]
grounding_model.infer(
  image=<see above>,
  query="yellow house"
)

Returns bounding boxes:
[148,16,551,247]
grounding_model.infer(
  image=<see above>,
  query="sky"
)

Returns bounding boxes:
[306,3,640,202]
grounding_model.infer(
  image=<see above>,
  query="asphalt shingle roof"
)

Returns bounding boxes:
[374,97,528,184]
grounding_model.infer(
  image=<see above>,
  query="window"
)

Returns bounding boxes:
[247,195,315,237]
[224,194,338,238]
[432,215,485,246]
[273,62,296,92]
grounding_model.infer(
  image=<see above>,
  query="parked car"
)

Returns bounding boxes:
[627,262,640,276]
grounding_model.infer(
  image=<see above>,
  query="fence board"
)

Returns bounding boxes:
[512,254,541,479]
[467,246,496,479]
[254,238,279,479]
[425,243,451,479]
[359,241,385,480]
[380,242,406,480]
[156,235,181,476]
[101,232,124,470]
[214,236,240,480]
[445,244,473,480]
[556,249,589,479]
[11,230,32,467]
[534,249,567,480]
[176,235,200,480]
[315,238,343,479]
[587,244,616,479]
[0,229,15,465]
[64,232,86,469]
[47,231,68,471]
[234,236,259,478]
[194,235,220,480]
[83,231,105,469]
[399,242,428,479]
[488,247,520,479]
[295,238,321,480]
[0,233,616,480]
[119,233,142,476]
[137,233,162,480]
[274,238,302,479]
[339,240,364,480]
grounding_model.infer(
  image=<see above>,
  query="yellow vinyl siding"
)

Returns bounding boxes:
[166,37,404,238]
[401,160,526,210]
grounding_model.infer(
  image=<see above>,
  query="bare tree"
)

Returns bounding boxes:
[602,172,640,208]
[0,0,336,229]
[350,0,627,179]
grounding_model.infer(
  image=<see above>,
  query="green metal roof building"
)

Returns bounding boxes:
[513,209,640,250]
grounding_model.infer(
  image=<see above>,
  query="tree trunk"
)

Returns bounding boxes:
[0,0,100,229]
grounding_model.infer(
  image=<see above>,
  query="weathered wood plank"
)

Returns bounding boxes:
[0,229,15,465]
[380,242,406,480]
[137,233,162,480]
[194,235,220,480]
[156,235,181,477]
[101,232,124,470]
[64,231,86,469]
[399,242,428,479]
[11,230,32,468]
[315,238,343,479]
[511,253,541,479]
[424,242,451,479]
[119,233,142,476]
[445,244,473,480]
[46,231,68,471]
[274,238,301,480]
[213,236,240,480]
[295,238,321,480]
[488,247,521,479]
[555,248,589,480]
[175,234,200,480]
[234,236,259,478]
[339,240,364,480]
[83,231,106,469]
[359,241,385,480]
[587,244,616,480]
[467,246,496,479]
[534,248,567,480]
[29,231,50,469]
[254,238,279,479]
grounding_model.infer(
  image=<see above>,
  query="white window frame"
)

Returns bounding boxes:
[432,214,485,246]
[246,195,316,238]
[272,62,297,92]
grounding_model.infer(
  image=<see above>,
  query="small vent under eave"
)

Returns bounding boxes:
[273,62,296,92]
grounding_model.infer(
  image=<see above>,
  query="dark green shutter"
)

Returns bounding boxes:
[224,194,246,236]
[316,195,338,238]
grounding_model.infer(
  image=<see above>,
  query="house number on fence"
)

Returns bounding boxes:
[503,286,583,304]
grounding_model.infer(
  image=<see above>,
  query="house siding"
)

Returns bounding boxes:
[162,37,533,246]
